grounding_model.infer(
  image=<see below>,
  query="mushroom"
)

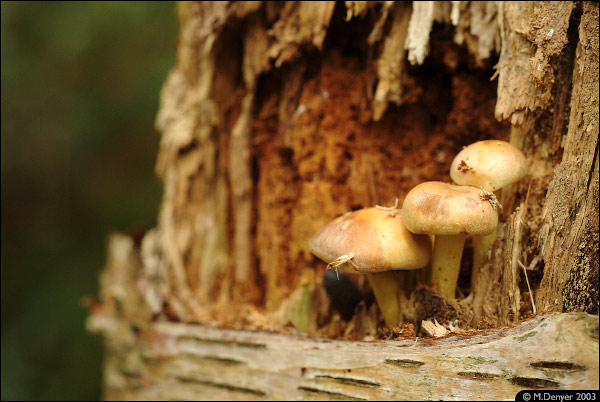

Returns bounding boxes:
[401,181,498,299]
[449,140,527,289]
[450,140,527,192]
[309,207,431,328]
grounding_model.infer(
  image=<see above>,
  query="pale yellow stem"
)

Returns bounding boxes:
[430,234,466,299]
[366,272,401,329]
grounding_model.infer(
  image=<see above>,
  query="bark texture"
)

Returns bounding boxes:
[536,1,599,314]
[89,271,599,400]
[90,1,599,400]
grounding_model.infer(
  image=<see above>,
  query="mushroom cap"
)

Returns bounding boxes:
[402,181,498,236]
[450,140,527,191]
[308,207,431,274]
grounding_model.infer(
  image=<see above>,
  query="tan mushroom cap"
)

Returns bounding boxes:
[402,182,498,236]
[308,207,431,274]
[450,140,527,191]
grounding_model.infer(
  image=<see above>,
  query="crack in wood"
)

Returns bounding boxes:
[177,138,200,157]
[196,355,246,366]
[120,370,141,379]
[585,140,598,193]
[384,358,425,367]
[457,371,501,380]
[509,377,560,388]
[177,376,266,396]
[298,386,367,401]
[180,336,267,349]
[530,361,586,371]
[315,375,381,388]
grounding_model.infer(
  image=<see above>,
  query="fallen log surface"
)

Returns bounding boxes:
[88,311,599,400]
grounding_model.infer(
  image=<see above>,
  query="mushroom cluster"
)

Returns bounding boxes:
[308,139,527,328]
[309,207,431,328]
[449,140,528,289]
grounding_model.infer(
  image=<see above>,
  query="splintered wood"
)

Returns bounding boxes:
[151,0,518,324]
[120,0,596,332]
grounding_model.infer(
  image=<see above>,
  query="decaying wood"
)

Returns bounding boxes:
[89,280,599,400]
[405,1,452,65]
[90,233,599,398]
[495,2,574,125]
[451,1,500,66]
[372,2,411,121]
[470,1,599,325]
[149,0,597,327]
[537,1,599,314]
[92,1,599,399]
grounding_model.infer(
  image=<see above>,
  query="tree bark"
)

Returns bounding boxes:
[89,1,599,399]
[88,280,598,400]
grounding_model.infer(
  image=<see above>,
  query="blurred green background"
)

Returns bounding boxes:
[1,2,178,400]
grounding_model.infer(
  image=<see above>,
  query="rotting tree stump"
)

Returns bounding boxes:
[89,1,599,400]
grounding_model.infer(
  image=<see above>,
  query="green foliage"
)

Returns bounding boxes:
[1,2,178,399]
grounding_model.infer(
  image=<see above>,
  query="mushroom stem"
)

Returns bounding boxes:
[470,225,498,291]
[430,234,466,299]
[366,272,401,329]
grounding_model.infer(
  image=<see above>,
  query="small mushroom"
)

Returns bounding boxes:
[309,207,431,328]
[450,140,527,192]
[449,140,528,289]
[401,181,498,299]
